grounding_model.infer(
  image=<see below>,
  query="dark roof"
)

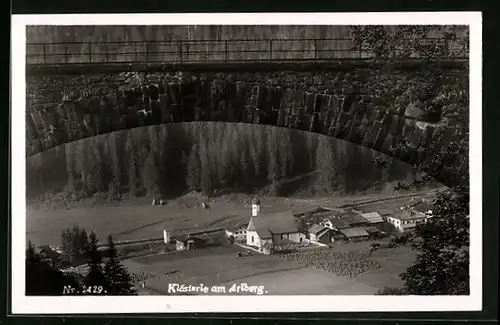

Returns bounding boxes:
[341,214,369,226]
[226,223,248,233]
[360,212,384,223]
[365,226,380,234]
[247,211,298,239]
[316,227,332,238]
[308,224,327,234]
[328,218,350,229]
[391,209,426,221]
[176,234,208,243]
[410,201,434,213]
[340,227,370,238]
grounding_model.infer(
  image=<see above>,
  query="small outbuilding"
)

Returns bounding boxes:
[308,224,332,244]
[339,227,370,242]
[175,235,208,251]
[341,212,370,227]
[360,212,384,225]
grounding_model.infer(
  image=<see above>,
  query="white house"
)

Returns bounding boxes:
[246,210,303,252]
[308,224,332,244]
[321,217,350,231]
[225,224,248,241]
[386,209,427,233]
[410,201,434,219]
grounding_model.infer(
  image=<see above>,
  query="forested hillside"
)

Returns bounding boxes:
[26,123,421,205]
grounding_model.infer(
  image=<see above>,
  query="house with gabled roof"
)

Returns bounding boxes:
[360,211,384,229]
[410,201,434,219]
[386,209,427,233]
[339,227,370,242]
[341,212,369,227]
[246,210,303,251]
[322,217,350,231]
[308,224,332,244]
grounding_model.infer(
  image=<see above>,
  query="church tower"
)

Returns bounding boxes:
[251,197,261,217]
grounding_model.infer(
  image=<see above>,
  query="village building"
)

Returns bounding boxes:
[409,201,434,219]
[340,211,369,227]
[307,224,332,244]
[246,210,304,252]
[321,217,350,231]
[364,226,381,238]
[176,235,208,251]
[386,209,427,233]
[225,224,248,241]
[359,211,384,229]
[339,227,370,242]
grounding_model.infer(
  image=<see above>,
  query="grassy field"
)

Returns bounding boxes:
[121,240,415,295]
[123,244,381,295]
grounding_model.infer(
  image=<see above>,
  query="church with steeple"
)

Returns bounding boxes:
[245,196,304,253]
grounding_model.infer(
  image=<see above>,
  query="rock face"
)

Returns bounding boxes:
[25,67,469,185]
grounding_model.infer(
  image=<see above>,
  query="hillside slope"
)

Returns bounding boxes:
[26,122,430,206]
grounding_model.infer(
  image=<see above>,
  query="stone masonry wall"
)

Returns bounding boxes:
[26,67,469,183]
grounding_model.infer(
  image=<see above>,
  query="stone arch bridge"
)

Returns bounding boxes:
[26,62,469,187]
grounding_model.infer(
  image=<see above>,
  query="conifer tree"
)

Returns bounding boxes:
[26,241,80,295]
[142,150,161,196]
[124,132,139,195]
[187,144,202,191]
[104,235,136,295]
[83,231,108,291]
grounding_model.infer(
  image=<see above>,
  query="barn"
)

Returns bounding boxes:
[339,227,370,242]
[340,212,370,227]
[308,224,332,244]
[175,235,208,251]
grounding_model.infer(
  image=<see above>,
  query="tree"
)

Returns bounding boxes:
[315,136,336,193]
[26,241,81,295]
[61,225,89,265]
[124,132,140,195]
[186,144,202,191]
[83,231,108,291]
[351,25,471,295]
[399,181,469,295]
[350,25,468,62]
[104,235,136,295]
[142,150,161,196]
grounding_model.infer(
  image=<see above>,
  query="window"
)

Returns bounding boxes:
[251,236,254,243]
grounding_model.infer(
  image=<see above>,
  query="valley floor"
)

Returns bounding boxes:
[26,189,440,246]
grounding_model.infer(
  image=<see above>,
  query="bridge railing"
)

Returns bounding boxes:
[26,38,468,65]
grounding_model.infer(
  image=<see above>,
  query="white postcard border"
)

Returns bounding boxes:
[11,12,482,314]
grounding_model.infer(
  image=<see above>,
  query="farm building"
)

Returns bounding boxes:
[293,207,341,228]
[365,226,381,238]
[322,217,350,231]
[359,212,384,229]
[330,230,349,243]
[176,235,208,251]
[307,224,332,244]
[225,224,248,241]
[340,212,369,227]
[386,209,427,233]
[246,210,304,252]
[410,201,434,219]
[339,227,370,242]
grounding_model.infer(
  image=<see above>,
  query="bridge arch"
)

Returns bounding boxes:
[26,64,468,187]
